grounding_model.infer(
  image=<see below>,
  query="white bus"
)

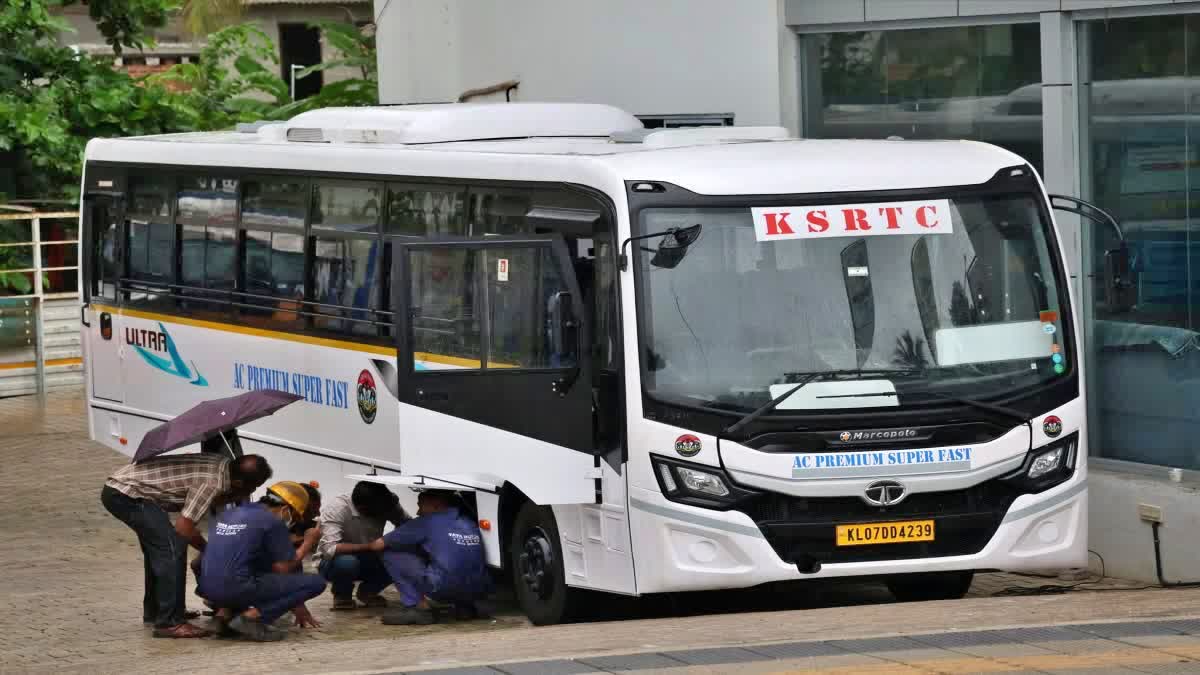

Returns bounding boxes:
[80,103,1125,624]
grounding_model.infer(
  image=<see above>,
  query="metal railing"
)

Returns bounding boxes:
[0,206,80,399]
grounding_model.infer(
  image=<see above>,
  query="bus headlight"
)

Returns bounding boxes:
[651,455,757,509]
[1002,432,1078,494]
[676,466,730,497]
[1028,446,1064,479]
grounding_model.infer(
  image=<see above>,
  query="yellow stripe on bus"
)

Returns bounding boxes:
[91,304,521,368]
[92,303,395,356]
[0,356,82,371]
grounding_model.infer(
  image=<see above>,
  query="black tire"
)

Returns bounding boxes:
[885,571,975,602]
[509,502,578,625]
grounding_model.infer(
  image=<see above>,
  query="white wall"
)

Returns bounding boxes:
[374,0,794,130]
[1089,468,1200,583]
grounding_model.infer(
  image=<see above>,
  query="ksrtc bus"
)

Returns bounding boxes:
[80,103,1128,624]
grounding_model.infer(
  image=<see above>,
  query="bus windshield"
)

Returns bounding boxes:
[635,192,1070,415]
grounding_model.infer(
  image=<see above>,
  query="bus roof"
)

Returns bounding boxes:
[84,103,1028,196]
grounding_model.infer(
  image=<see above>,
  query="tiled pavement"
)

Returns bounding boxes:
[3,388,1200,675]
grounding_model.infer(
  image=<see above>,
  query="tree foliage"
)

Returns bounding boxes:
[0,0,378,201]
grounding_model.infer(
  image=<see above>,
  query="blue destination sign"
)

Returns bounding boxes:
[791,447,972,479]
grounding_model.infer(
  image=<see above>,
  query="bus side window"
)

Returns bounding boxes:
[310,180,384,338]
[486,247,575,369]
[92,202,119,302]
[410,247,483,368]
[125,173,174,309]
[240,177,308,330]
[176,175,239,319]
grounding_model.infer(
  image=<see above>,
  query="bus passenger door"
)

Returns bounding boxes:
[391,235,598,505]
[83,194,124,403]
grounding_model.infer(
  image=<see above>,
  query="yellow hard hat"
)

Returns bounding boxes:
[267,481,309,516]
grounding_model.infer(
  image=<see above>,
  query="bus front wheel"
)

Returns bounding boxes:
[510,502,577,625]
[885,571,975,602]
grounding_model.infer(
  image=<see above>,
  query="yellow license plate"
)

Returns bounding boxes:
[836,520,935,546]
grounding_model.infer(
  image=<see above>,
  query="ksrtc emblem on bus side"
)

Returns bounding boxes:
[675,434,701,457]
[357,369,377,424]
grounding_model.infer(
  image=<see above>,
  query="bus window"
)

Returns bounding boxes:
[385,185,467,236]
[177,175,239,317]
[125,174,174,308]
[310,180,383,336]
[241,178,307,327]
[470,189,531,235]
[486,246,575,369]
[410,247,483,368]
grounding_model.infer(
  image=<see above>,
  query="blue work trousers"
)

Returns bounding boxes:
[202,573,327,624]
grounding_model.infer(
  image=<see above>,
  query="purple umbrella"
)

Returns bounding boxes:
[134,389,304,463]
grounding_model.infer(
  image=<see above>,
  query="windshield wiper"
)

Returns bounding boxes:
[722,372,823,437]
[902,388,1030,426]
[720,368,923,437]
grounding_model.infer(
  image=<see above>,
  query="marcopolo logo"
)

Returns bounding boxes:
[835,429,919,444]
[127,322,207,386]
[357,369,377,424]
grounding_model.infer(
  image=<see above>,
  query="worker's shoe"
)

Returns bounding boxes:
[356,592,388,608]
[381,606,435,626]
[331,595,357,611]
[453,602,482,621]
[228,615,286,642]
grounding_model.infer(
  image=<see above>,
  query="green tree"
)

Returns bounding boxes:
[0,0,188,200]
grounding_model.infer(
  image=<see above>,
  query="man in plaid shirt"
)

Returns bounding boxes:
[102,453,273,638]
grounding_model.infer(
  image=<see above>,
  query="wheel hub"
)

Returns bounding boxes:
[518,526,556,599]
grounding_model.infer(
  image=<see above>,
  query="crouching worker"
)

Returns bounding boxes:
[367,490,491,625]
[197,481,327,641]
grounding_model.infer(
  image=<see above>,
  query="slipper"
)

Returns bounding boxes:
[152,623,211,639]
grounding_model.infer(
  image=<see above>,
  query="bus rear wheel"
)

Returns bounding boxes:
[885,571,974,602]
[510,502,577,625]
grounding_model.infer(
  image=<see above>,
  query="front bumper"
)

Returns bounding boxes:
[627,475,1087,594]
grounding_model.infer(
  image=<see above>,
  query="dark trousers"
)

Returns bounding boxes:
[202,573,327,625]
[101,485,187,627]
[318,552,391,598]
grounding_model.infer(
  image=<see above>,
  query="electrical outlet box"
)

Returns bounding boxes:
[1138,503,1164,523]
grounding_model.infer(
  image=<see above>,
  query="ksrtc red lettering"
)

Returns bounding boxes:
[806,210,829,233]
[843,208,870,231]
[764,212,794,236]
[879,206,904,229]
[917,205,939,228]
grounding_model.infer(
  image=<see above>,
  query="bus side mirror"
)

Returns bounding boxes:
[1105,243,1138,313]
[650,224,703,269]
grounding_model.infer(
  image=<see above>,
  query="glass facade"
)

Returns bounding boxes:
[1085,15,1200,470]
[806,10,1200,471]
[808,24,1044,173]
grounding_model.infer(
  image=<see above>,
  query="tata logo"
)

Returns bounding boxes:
[863,480,907,507]
[128,322,207,386]
[836,429,919,444]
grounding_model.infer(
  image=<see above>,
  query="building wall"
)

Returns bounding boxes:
[246,4,372,86]
[374,0,799,131]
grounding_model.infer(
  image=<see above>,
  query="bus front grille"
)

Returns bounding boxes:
[732,478,1023,565]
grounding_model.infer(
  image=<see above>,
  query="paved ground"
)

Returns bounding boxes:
[3,389,1200,675]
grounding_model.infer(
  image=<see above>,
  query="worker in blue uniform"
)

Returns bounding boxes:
[197,481,326,640]
[366,489,491,625]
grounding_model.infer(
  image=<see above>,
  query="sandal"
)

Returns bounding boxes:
[152,623,211,639]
